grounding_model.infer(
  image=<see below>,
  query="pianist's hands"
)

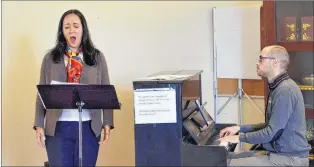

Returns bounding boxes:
[219,125,240,138]
[219,135,240,144]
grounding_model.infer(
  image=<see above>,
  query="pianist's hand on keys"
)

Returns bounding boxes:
[218,135,240,144]
[219,125,240,138]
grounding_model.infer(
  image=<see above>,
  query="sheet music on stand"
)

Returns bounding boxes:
[50,80,85,85]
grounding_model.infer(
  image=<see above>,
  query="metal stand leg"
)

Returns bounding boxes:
[76,101,85,167]
[242,89,264,115]
[238,79,243,150]
[217,92,237,115]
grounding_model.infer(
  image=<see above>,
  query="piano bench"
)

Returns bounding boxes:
[249,144,265,151]
[250,145,314,166]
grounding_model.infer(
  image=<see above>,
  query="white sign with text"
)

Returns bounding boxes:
[134,88,177,124]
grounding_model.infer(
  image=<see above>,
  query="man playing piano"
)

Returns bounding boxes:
[218,45,311,166]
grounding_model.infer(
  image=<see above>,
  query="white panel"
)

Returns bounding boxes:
[216,97,239,124]
[213,6,261,79]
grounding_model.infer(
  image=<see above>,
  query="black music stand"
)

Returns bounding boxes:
[37,84,121,167]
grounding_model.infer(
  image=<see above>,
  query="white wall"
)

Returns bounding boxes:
[2,1,262,166]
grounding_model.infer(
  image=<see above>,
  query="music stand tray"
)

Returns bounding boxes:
[37,84,121,167]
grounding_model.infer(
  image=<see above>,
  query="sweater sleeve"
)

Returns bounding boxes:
[239,89,294,144]
[33,55,48,130]
[99,52,114,129]
[240,123,267,133]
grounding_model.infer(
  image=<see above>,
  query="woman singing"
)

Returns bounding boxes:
[33,9,114,167]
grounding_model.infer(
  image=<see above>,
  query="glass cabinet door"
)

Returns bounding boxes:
[274,1,314,155]
[287,51,314,145]
[275,1,314,42]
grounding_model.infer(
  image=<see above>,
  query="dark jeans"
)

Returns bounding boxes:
[45,121,100,167]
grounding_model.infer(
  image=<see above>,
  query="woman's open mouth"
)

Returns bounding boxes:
[70,36,76,43]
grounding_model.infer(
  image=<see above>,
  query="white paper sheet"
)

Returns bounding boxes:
[50,80,79,85]
[134,88,177,124]
[137,74,192,81]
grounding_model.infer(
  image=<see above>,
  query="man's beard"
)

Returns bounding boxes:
[257,70,267,78]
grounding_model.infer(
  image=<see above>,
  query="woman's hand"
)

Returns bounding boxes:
[35,127,46,148]
[99,125,111,145]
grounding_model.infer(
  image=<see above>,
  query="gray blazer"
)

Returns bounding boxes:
[33,52,114,137]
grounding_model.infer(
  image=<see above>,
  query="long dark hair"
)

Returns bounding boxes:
[50,9,101,66]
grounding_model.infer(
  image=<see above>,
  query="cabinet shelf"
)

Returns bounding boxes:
[299,85,314,91]
[278,42,314,52]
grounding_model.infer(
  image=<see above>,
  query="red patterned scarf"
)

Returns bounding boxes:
[65,46,83,83]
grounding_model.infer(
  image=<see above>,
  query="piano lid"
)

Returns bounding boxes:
[133,70,203,84]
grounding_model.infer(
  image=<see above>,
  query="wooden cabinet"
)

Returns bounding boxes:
[261,0,314,158]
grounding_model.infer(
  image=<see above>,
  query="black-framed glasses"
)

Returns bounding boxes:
[259,55,275,62]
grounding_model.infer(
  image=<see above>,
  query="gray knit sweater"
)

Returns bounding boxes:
[239,73,311,158]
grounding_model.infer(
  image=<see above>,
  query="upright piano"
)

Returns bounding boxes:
[133,70,237,166]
